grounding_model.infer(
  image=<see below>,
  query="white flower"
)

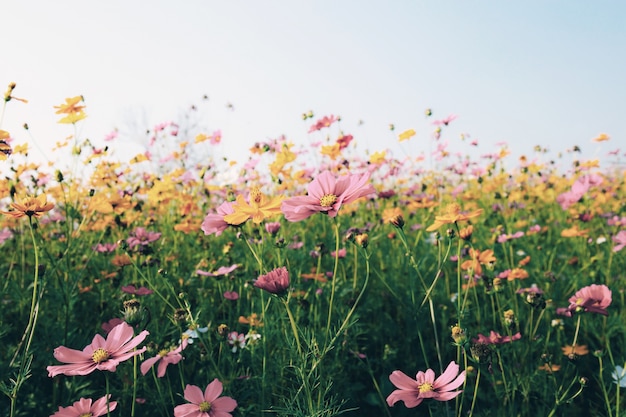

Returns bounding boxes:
[612,364,626,388]
[181,325,208,344]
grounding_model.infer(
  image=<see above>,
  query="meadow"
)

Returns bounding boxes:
[1,86,625,417]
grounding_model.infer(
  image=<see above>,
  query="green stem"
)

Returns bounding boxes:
[284,297,302,356]
[324,219,340,346]
[468,367,481,417]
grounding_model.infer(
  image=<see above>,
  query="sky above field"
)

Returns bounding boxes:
[2,1,625,170]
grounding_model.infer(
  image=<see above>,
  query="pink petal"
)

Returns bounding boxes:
[434,390,463,401]
[386,389,423,408]
[52,346,91,363]
[389,370,419,390]
[174,403,203,417]
[47,363,97,377]
[434,362,460,389]
[183,384,205,404]
[211,396,238,413]
[204,378,224,402]
[308,171,335,199]
[437,371,466,393]
[140,356,161,375]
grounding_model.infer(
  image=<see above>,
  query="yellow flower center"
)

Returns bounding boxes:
[418,382,434,393]
[158,349,169,357]
[91,348,110,363]
[199,401,212,412]
[79,413,93,417]
[319,194,337,207]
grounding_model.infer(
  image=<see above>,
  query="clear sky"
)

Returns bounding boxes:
[2,1,625,170]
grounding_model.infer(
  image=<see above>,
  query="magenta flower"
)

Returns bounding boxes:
[223,291,239,300]
[47,322,149,377]
[50,395,117,417]
[140,339,187,377]
[92,242,118,253]
[121,285,154,296]
[264,221,281,235]
[472,331,522,345]
[126,227,162,249]
[254,266,290,295]
[174,380,237,417]
[201,201,235,236]
[557,284,612,317]
[387,361,465,408]
[281,170,376,222]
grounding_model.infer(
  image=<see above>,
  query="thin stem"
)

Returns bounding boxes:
[468,367,481,417]
[284,297,302,356]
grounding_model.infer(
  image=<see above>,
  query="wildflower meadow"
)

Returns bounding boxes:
[1,83,625,417]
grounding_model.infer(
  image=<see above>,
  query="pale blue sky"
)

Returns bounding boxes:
[2,1,625,169]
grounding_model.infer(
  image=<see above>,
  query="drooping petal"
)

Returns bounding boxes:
[140,355,161,375]
[52,346,92,363]
[386,389,423,408]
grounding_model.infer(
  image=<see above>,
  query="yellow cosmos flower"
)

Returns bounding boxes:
[592,133,610,142]
[369,150,386,164]
[223,187,283,225]
[1,194,54,219]
[398,129,416,142]
[426,202,483,232]
[54,96,86,114]
[320,143,342,160]
[58,111,87,124]
[561,225,588,238]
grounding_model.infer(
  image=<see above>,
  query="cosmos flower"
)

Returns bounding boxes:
[472,331,522,345]
[556,284,612,317]
[612,230,626,252]
[174,380,237,417]
[281,170,375,222]
[126,227,162,249]
[612,364,626,388]
[253,266,290,295]
[50,395,117,417]
[426,203,482,232]
[140,339,187,377]
[47,322,149,377]
[1,194,54,219]
[222,187,283,225]
[387,361,465,408]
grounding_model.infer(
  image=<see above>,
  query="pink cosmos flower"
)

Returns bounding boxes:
[432,114,458,126]
[612,230,626,252]
[126,227,162,249]
[254,266,290,295]
[227,331,246,353]
[223,291,239,300]
[201,201,235,236]
[47,322,149,377]
[264,221,281,235]
[281,170,376,222]
[330,248,347,258]
[140,339,187,377]
[0,227,13,245]
[50,395,117,417]
[472,331,522,345]
[557,284,612,317]
[121,285,154,296]
[174,380,237,417]
[308,115,339,133]
[387,361,465,408]
[92,242,118,253]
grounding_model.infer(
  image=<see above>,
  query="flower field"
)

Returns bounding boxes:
[1,86,625,417]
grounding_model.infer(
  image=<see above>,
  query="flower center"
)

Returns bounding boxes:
[319,194,337,207]
[91,348,110,363]
[78,413,93,417]
[199,401,212,412]
[158,349,169,357]
[418,382,434,393]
